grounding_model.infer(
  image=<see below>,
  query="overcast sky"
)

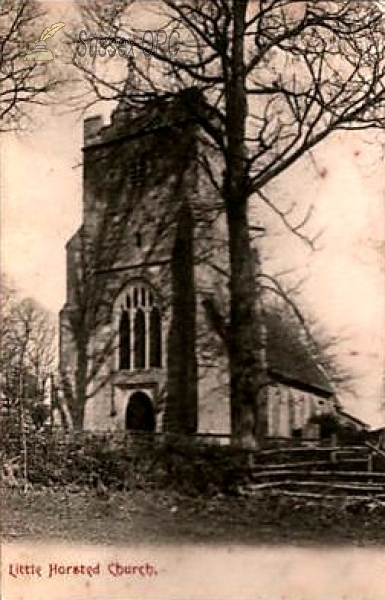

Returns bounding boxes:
[2,0,384,426]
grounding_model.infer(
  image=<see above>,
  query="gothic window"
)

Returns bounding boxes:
[117,284,162,371]
[119,310,130,369]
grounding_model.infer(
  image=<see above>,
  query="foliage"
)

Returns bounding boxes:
[309,412,367,444]
[150,436,251,495]
[2,430,251,496]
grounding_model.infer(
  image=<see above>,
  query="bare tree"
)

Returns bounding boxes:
[70,0,385,446]
[0,0,63,131]
[1,276,56,483]
[1,277,56,413]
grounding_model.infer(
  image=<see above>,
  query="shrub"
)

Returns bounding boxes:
[2,430,252,496]
[149,436,251,496]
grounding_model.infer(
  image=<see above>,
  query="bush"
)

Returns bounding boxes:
[148,436,251,496]
[2,430,252,497]
[309,413,367,445]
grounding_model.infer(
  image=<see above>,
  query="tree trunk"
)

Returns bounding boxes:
[164,200,198,434]
[71,396,85,430]
[226,199,264,447]
[73,380,86,430]
[223,1,265,447]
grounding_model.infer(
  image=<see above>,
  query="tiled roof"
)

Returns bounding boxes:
[265,310,334,395]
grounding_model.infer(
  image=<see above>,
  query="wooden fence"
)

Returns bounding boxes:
[242,442,385,498]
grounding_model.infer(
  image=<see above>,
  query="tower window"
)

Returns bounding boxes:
[118,284,162,371]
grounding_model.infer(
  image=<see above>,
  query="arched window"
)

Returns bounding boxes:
[117,283,162,371]
[119,311,130,369]
[150,307,162,368]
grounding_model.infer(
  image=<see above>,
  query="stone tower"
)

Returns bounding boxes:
[59,91,207,433]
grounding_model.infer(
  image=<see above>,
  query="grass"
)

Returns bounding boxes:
[2,485,385,547]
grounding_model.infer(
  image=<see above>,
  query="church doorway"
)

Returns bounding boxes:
[125,391,155,431]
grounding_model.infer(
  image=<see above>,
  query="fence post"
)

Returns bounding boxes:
[367,452,373,473]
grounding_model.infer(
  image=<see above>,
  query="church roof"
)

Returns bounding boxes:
[264,310,334,397]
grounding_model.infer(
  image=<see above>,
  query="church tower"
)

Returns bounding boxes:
[59,91,200,432]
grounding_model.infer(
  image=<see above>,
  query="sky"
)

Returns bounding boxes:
[1,0,384,427]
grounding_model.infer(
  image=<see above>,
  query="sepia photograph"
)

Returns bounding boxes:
[1,1,385,598]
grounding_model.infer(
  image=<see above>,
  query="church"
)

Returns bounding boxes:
[59,90,337,442]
